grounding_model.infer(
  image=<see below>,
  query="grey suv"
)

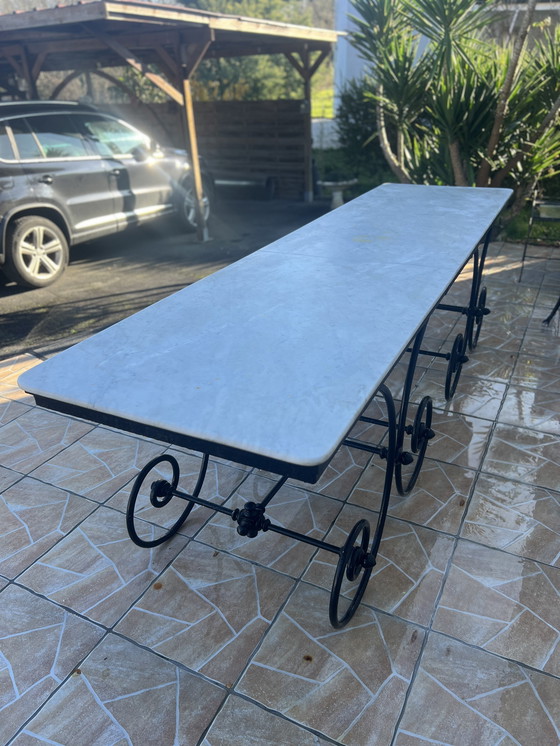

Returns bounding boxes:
[0,101,212,288]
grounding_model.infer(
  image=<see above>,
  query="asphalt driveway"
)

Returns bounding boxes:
[0,197,329,360]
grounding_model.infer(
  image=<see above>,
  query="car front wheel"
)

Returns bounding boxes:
[180,177,212,232]
[5,216,69,288]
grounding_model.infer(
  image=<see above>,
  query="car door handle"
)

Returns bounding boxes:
[110,168,122,177]
[38,174,54,184]
[0,179,13,190]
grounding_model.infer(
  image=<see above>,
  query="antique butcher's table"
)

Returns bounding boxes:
[19,183,512,627]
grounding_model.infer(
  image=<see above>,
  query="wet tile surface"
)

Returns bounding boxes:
[287,443,371,501]
[3,239,560,744]
[18,506,188,626]
[0,585,104,744]
[303,504,454,626]
[396,633,560,746]
[512,353,560,392]
[115,541,294,685]
[483,424,560,491]
[414,370,506,420]
[350,458,475,534]
[462,474,560,566]
[236,583,425,745]
[433,540,560,675]
[499,383,560,434]
[12,634,225,746]
[425,411,494,470]
[452,345,517,383]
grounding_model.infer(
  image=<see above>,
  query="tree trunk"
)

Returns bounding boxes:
[491,90,560,188]
[476,0,539,187]
[449,141,468,186]
[376,98,411,184]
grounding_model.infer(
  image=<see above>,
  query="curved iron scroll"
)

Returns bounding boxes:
[329,383,397,628]
[126,452,208,548]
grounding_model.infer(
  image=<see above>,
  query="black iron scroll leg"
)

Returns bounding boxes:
[329,384,397,628]
[465,230,491,351]
[126,453,209,548]
[444,333,468,400]
[395,323,435,496]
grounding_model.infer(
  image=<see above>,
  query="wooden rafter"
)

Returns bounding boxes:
[86,27,184,105]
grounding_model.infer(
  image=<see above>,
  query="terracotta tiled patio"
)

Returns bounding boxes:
[1,240,559,745]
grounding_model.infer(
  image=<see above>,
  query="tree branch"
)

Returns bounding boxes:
[476,0,538,186]
[376,97,411,183]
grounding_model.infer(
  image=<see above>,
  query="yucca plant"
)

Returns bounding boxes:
[348,0,560,205]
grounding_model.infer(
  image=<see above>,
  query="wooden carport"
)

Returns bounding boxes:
[0,0,338,238]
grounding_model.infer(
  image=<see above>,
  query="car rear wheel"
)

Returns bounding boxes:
[5,216,69,288]
[180,177,212,232]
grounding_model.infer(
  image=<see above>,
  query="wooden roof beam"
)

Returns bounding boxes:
[86,27,184,105]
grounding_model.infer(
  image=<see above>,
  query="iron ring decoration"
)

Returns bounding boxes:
[470,285,487,350]
[445,332,467,401]
[329,384,397,628]
[329,519,373,628]
[126,453,209,548]
[395,395,434,496]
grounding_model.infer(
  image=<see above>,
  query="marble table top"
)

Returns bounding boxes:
[19,184,511,481]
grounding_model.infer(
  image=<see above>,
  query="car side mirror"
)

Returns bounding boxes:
[131,145,149,162]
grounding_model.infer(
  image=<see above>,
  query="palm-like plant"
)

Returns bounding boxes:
[348,0,560,203]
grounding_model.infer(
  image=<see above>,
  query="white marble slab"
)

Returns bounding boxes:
[19,184,511,480]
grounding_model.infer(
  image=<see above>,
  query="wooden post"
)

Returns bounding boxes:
[285,47,330,203]
[180,32,214,242]
[181,74,207,241]
[302,55,313,203]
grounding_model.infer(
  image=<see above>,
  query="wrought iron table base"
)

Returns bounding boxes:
[126,324,437,628]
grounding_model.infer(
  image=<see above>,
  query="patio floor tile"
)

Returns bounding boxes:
[303,504,454,626]
[467,327,523,353]
[395,633,560,746]
[0,409,93,475]
[107,448,248,539]
[0,465,21,492]
[433,539,560,675]
[413,370,506,420]
[202,695,333,745]
[115,541,294,686]
[349,458,476,534]
[197,473,342,577]
[236,582,425,745]
[18,505,187,627]
[520,330,560,361]
[0,354,42,403]
[0,477,97,578]
[10,633,225,746]
[424,411,494,470]
[498,383,560,434]
[444,345,517,383]
[30,427,166,502]
[0,584,104,744]
[483,423,560,491]
[512,353,560,392]
[286,443,371,501]
[461,474,560,566]
[0,395,30,426]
